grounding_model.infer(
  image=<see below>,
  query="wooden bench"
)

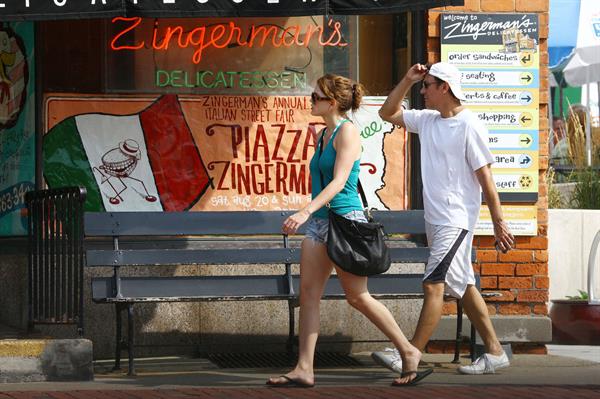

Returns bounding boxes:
[85,210,482,375]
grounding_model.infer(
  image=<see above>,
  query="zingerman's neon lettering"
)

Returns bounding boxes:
[111,17,145,50]
[155,69,307,90]
[111,17,347,64]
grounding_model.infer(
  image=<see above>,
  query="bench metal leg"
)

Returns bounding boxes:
[113,303,124,371]
[127,303,136,376]
[452,299,463,363]
[286,299,296,356]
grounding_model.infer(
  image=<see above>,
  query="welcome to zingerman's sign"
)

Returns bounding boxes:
[0,0,463,20]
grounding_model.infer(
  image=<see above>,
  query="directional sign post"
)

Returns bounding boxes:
[441,13,540,235]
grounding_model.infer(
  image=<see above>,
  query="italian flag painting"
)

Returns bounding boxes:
[43,95,212,212]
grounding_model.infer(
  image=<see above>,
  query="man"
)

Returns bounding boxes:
[551,116,566,145]
[550,116,568,165]
[373,62,515,375]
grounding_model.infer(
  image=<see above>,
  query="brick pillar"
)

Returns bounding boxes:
[427,0,550,354]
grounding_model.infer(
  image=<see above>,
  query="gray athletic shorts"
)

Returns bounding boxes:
[424,221,476,298]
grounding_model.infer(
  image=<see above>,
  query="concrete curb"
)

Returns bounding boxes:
[0,339,93,383]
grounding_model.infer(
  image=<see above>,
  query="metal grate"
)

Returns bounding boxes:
[25,187,87,335]
[206,352,362,369]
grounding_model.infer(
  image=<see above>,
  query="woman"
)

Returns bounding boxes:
[266,74,432,387]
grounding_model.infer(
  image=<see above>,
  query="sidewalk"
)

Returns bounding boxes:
[0,348,599,398]
[547,344,600,363]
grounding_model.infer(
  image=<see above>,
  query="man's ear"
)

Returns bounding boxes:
[442,82,451,96]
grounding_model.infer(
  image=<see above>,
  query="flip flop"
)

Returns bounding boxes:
[391,368,434,387]
[266,375,315,388]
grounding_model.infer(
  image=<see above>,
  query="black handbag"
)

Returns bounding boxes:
[316,130,391,276]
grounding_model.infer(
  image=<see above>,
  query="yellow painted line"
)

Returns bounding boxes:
[0,340,48,357]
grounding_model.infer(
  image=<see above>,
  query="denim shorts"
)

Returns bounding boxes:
[305,210,368,244]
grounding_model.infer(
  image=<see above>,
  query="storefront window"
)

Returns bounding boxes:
[40,16,409,214]
[42,16,356,96]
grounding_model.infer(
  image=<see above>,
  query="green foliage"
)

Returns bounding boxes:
[548,185,565,208]
[568,168,600,209]
[566,289,589,300]
[547,167,565,209]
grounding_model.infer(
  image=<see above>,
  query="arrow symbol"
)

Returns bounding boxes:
[520,137,531,144]
[521,95,532,102]
[520,156,531,165]
[521,54,531,63]
[521,115,531,123]
[520,75,532,82]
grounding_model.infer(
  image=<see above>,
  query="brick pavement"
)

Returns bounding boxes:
[1,386,600,399]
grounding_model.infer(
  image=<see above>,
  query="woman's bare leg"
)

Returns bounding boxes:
[335,267,423,384]
[267,239,333,386]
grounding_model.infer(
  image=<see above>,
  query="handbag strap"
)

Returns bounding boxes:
[317,125,369,210]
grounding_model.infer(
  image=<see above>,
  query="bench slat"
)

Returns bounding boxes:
[85,211,294,236]
[91,273,440,302]
[319,274,481,297]
[300,274,427,297]
[93,293,430,302]
[84,210,427,236]
[388,247,430,263]
[86,247,431,266]
[92,273,487,303]
[372,210,425,234]
[86,248,302,266]
[91,275,291,302]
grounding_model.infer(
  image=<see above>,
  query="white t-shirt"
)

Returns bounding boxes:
[403,108,494,231]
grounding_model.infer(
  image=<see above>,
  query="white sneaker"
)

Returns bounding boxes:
[458,352,510,375]
[371,347,403,373]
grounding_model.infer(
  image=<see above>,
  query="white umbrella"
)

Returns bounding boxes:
[562,0,600,165]
[563,0,600,87]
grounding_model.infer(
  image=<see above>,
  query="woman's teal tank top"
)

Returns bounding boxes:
[309,119,363,219]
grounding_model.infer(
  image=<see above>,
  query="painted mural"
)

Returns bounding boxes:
[43,94,407,212]
[0,22,35,236]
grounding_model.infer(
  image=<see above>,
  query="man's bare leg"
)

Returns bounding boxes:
[461,284,503,355]
[411,282,445,351]
[373,282,507,374]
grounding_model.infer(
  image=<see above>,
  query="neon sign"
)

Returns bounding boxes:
[110,17,347,64]
[156,69,307,90]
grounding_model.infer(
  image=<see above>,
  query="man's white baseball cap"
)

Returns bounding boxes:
[427,62,465,101]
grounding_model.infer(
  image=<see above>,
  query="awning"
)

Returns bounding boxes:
[1,0,463,21]
[548,0,580,70]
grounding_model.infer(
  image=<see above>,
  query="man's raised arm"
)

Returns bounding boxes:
[379,63,428,127]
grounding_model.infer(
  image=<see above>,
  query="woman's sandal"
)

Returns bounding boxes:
[266,375,315,388]
[391,368,433,387]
